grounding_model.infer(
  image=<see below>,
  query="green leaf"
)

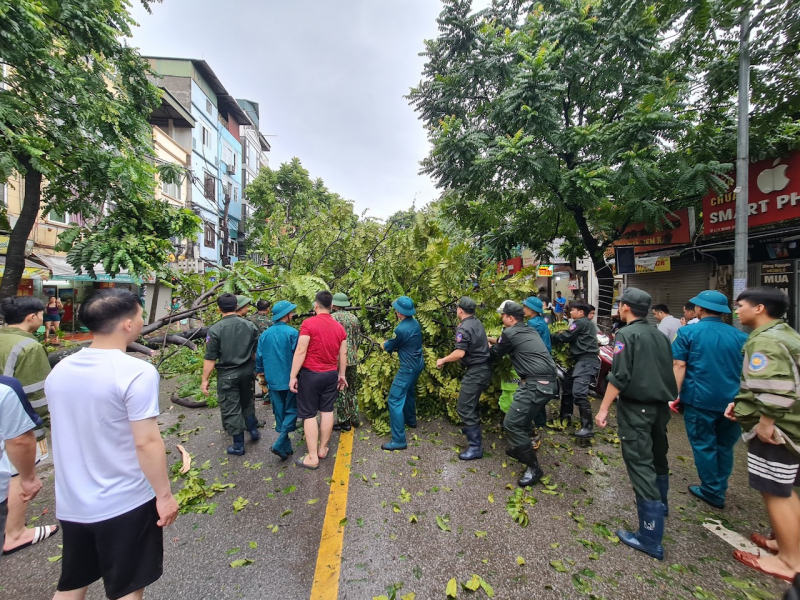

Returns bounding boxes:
[488,494,495,503]
[550,560,567,573]
[475,530,488,538]
[229,558,254,568]
[516,556,526,566]
[248,541,257,549]
[226,547,241,555]
[307,498,320,505]
[47,554,62,562]
[446,578,458,598]
[463,574,481,591]
[281,509,293,517]
[339,517,348,527]
[436,515,451,532]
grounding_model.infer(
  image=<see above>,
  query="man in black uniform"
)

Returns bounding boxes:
[595,288,677,561]
[551,301,599,438]
[490,302,558,487]
[202,293,261,456]
[437,297,491,460]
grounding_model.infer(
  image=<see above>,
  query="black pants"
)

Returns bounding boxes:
[559,359,599,417]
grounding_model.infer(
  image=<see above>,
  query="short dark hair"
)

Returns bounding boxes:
[79,289,141,334]
[684,302,696,311]
[737,287,789,319]
[256,300,270,312]
[217,293,238,313]
[315,290,333,309]
[556,291,562,295]
[0,297,45,325]
[570,301,592,316]
[652,304,670,314]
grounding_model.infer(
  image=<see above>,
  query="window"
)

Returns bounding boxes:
[161,179,181,201]
[202,126,210,148]
[233,187,238,204]
[206,99,212,114]
[47,210,67,223]
[229,240,238,256]
[204,172,216,201]
[204,223,215,248]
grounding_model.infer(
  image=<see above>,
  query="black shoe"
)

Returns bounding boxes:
[574,407,594,438]
[515,444,543,487]
[333,420,351,432]
[350,416,361,428]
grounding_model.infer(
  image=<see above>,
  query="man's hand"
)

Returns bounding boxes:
[724,402,737,421]
[436,358,445,370]
[338,375,348,391]
[201,379,210,396]
[595,409,609,429]
[156,493,179,527]
[19,475,42,502]
[669,398,681,414]
[256,373,266,385]
[289,377,299,393]
[756,416,780,444]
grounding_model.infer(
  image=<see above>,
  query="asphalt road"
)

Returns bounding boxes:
[0,381,789,600]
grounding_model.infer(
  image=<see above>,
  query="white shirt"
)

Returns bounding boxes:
[688,317,700,325]
[46,348,160,523]
[0,381,37,502]
[657,315,683,342]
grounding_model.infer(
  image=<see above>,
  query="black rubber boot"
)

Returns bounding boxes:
[516,444,544,487]
[574,406,594,438]
[617,499,665,560]
[459,425,483,460]
[227,433,245,456]
[244,415,260,442]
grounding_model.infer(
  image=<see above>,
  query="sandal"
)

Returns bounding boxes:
[750,533,778,555]
[318,446,330,460]
[295,457,319,470]
[2,525,59,555]
[733,549,795,583]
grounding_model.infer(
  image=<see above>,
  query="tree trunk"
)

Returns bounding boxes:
[221,193,231,267]
[594,262,615,319]
[0,159,42,299]
[569,204,615,318]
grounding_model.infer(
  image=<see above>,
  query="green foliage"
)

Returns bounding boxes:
[506,487,537,528]
[0,0,200,292]
[159,346,218,407]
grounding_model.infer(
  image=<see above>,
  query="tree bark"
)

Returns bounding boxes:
[569,204,615,317]
[0,158,42,299]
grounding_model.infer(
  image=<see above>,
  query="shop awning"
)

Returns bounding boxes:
[0,255,51,280]
[35,254,77,278]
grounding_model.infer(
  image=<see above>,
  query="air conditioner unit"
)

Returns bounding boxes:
[227,164,236,175]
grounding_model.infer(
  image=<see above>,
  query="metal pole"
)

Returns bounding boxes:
[733,8,750,329]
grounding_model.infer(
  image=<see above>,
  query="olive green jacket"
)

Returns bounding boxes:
[0,327,51,436]
[735,320,800,455]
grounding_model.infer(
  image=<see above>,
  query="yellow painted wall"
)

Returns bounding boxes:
[4,173,70,252]
[153,125,190,209]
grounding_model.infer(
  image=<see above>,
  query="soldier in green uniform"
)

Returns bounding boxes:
[331,292,362,430]
[437,297,492,460]
[248,300,273,335]
[489,302,558,487]
[595,288,677,561]
[726,287,800,582]
[551,301,599,438]
[202,293,261,456]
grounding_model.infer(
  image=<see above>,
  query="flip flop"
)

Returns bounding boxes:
[318,446,330,460]
[2,525,60,556]
[750,533,778,555]
[733,549,795,583]
[295,457,319,470]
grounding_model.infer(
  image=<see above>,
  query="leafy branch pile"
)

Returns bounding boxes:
[169,455,235,515]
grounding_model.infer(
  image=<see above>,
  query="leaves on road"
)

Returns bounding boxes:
[446,578,458,598]
[436,515,452,532]
[232,497,249,513]
[229,558,254,568]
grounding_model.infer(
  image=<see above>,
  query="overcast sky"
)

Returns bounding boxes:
[128,0,488,219]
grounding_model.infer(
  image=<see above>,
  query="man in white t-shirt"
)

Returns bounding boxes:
[652,304,683,342]
[46,289,178,600]
[0,375,42,552]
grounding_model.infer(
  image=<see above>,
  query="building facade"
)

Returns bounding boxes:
[237,99,271,262]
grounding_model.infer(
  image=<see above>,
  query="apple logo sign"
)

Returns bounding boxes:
[757,158,791,194]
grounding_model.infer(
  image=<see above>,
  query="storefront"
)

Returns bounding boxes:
[0,255,51,296]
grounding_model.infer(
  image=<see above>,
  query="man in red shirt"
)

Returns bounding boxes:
[290,291,348,469]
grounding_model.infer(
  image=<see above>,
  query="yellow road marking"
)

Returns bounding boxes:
[310,429,354,600]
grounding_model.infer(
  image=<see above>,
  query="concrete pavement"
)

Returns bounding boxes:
[0,382,788,599]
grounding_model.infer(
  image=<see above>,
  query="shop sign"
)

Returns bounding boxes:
[537,264,554,277]
[612,208,694,252]
[703,151,800,235]
[575,257,592,271]
[521,248,536,268]
[611,256,671,275]
[0,236,35,256]
[0,265,50,279]
[761,261,793,295]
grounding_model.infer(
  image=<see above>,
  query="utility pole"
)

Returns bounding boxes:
[733,7,750,330]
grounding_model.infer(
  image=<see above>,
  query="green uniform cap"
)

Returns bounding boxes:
[332,292,351,307]
[689,290,731,314]
[619,288,651,313]
[236,295,253,310]
[501,301,525,320]
[458,296,477,313]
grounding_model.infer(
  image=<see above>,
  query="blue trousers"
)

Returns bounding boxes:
[270,389,297,449]
[388,365,423,445]
[684,404,741,503]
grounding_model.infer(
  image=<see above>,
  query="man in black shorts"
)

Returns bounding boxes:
[289,291,348,470]
[46,290,178,599]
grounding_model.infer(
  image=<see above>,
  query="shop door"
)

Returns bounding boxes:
[626,260,712,326]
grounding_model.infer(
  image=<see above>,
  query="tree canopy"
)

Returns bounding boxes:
[408,0,799,314]
[0,0,199,296]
